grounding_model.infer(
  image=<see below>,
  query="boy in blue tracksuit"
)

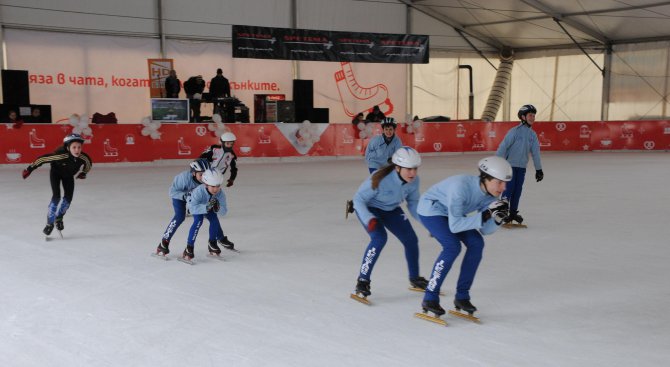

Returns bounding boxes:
[496,104,544,224]
[364,117,402,173]
[155,159,210,257]
[352,147,429,300]
[181,169,230,261]
[418,156,512,317]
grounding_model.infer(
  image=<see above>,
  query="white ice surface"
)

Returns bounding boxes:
[1,152,669,367]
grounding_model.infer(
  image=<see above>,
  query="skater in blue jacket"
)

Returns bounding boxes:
[496,104,544,225]
[181,169,230,262]
[418,156,511,317]
[155,159,210,257]
[352,147,428,300]
[364,117,402,173]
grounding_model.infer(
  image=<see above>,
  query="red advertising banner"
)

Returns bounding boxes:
[147,59,174,98]
[2,121,668,165]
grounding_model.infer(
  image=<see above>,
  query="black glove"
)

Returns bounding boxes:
[207,198,220,213]
[483,199,510,225]
[76,172,87,179]
[535,169,544,182]
[22,167,32,179]
[226,179,234,187]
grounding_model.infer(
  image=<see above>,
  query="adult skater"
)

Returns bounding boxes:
[496,104,543,225]
[22,133,92,236]
[418,156,511,319]
[199,131,238,251]
[155,159,210,258]
[351,147,428,302]
[181,169,231,263]
[364,117,402,174]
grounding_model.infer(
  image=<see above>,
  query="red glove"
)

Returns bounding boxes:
[76,172,87,179]
[22,168,31,179]
[226,179,234,187]
[367,218,378,232]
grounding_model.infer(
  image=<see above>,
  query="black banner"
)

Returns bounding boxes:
[232,25,429,64]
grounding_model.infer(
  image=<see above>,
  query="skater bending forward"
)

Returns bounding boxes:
[182,169,230,261]
[352,147,428,298]
[22,133,92,236]
[155,159,210,257]
[418,156,511,316]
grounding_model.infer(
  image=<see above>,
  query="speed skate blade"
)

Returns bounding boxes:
[207,253,225,261]
[414,312,447,326]
[57,230,64,239]
[502,223,527,229]
[177,257,195,265]
[151,252,169,261]
[350,293,371,305]
[448,309,481,323]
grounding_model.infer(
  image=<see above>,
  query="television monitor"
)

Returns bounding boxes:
[151,98,189,122]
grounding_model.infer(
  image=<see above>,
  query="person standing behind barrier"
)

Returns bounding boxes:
[184,75,205,122]
[365,105,386,122]
[164,70,181,98]
[209,68,232,119]
[365,117,402,173]
[495,104,543,225]
[418,156,511,317]
[351,147,429,302]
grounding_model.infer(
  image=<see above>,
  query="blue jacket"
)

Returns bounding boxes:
[187,184,228,216]
[169,170,202,201]
[365,134,402,170]
[353,170,420,226]
[496,123,542,170]
[417,175,500,235]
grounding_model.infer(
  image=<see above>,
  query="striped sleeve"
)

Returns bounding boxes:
[80,152,93,173]
[28,152,69,170]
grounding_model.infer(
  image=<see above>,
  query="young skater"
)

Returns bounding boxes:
[417,156,511,319]
[364,117,402,173]
[155,159,210,257]
[351,147,428,302]
[200,132,238,187]
[181,169,231,263]
[22,133,92,236]
[496,104,543,225]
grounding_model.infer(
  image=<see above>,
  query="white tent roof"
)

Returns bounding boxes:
[403,0,670,52]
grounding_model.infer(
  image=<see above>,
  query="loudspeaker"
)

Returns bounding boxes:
[292,79,313,110]
[295,107,311,123]
[311,108,329,123]
[277,101,295,122]
[2,70,30,105]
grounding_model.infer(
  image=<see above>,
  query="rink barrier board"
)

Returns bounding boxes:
[2,121,669,164]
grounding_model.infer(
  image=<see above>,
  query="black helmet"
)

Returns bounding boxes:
[63,133,85,147]
[517,104,537,120]
[381,117,396,128]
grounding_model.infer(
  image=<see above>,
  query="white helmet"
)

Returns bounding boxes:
[220,132,237,143]
[392,147,422,168]
[478,156,512,182]
[202,169,224,186]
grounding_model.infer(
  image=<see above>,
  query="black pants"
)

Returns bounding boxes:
[50,169,75,203]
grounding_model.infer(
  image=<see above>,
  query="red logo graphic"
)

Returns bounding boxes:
[334,62,393,117]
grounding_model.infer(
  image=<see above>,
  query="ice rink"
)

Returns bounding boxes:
[1,151,669,367]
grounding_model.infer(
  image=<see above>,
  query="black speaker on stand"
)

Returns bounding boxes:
[293,79,313,122]
[2,70,30,105]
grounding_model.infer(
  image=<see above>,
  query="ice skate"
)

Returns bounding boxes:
[350,278,371,305]
[152,239,170,260]
[415,300,447,326]
[408,276,429,292]
[345,200,354,219]
[43,223,55,241]
[55,216,64,231]
[502,211,527,229]
[207,240,225,260]
[449,299,481,323]
[178,246,195,265]
[219,236,239,253]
